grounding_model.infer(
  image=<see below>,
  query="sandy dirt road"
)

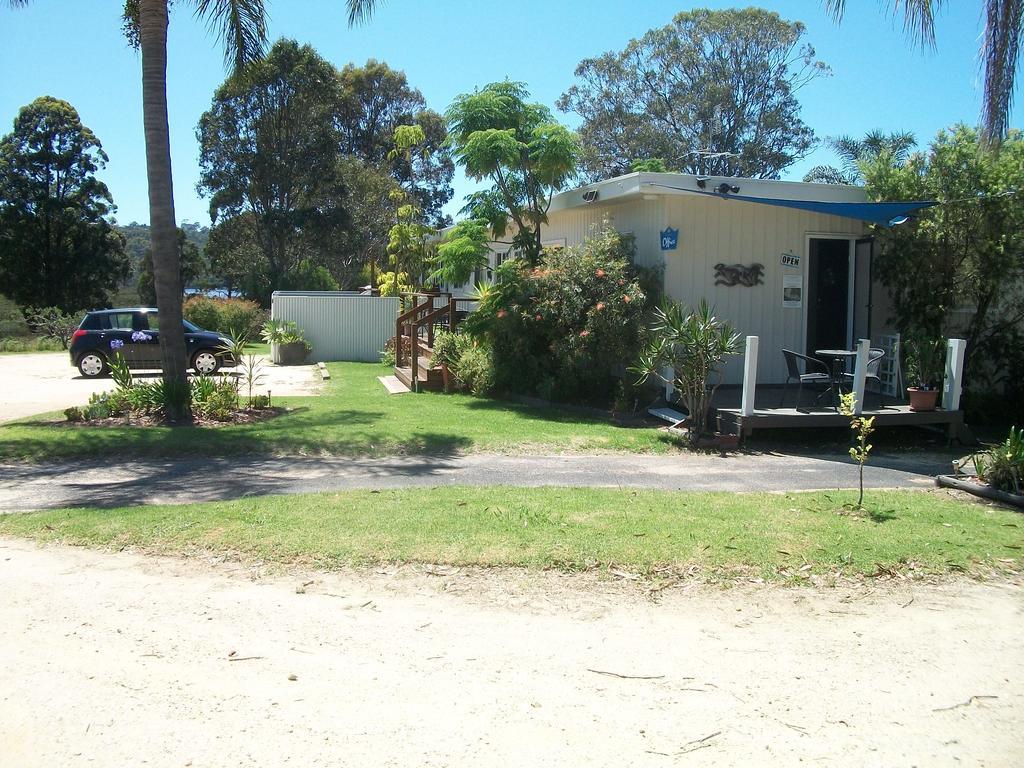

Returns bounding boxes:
[1,538,1021,767]
[0,353,320,423]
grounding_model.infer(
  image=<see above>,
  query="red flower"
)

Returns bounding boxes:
[622,295,631,303]
[497,310,507,319]
[596,269,606,278]
[617,279,625,286]
[580,330,590,337]
[595,302,605,311]
[535,314,542,321]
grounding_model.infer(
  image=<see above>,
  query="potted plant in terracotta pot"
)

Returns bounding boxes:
[904,336,944,411]
[261,320,311,366]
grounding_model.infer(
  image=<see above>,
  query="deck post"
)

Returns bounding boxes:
[943,338,967,411]
[740,335,758,417]
[851,338,870,415]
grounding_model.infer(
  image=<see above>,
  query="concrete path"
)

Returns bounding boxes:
[2,539,1021,767]
[0,451,945,511]
[0,352,321,424]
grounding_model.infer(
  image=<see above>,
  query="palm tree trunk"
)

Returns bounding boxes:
[139,0,190,421]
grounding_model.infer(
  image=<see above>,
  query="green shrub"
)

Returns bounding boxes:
[0,336,64,352]
[191,375,238,421]
[182,295,221,332]
[64,406,84,422]
[463,223,647,402]
[84,392,113,420]
[218,298,266,339]
[450,334,495,397]
[973,426,1024,494]
[183,296,265,339]
[431,330,460,367]
[122,382,166,417]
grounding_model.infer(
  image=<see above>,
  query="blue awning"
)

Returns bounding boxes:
[643,183,937,226]
[708,193,937,227]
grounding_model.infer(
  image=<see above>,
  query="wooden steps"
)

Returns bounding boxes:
[394,364,444,391]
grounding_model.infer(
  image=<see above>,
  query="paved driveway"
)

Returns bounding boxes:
[0,452,944,512]
[0,352,320,423]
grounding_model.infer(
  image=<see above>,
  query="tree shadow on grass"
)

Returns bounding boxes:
[459,395,653,431]
[868,508,898,523]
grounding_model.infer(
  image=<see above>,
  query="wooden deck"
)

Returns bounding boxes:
[717,404,965,441]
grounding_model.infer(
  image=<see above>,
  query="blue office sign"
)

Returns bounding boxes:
[660,227,679,251]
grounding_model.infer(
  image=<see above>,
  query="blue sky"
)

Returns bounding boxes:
[1,1,1015,226]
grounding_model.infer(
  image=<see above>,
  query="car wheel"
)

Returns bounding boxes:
[78,352,107,378]
[192,349,221,375]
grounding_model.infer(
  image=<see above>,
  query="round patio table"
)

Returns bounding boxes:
[815,349,857,407]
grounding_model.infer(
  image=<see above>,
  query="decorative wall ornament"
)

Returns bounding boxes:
[660,227,679,251]
[714,263,765,287]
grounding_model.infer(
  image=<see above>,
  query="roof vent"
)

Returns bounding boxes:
[582,189,599,203]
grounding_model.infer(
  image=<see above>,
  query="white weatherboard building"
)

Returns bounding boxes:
[445,171,926,385]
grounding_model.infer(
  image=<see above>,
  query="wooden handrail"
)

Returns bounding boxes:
[392,295,481,389]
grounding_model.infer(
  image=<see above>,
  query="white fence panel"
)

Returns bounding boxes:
[271,291,399,363]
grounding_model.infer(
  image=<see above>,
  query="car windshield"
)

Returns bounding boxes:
[183,319,201,332]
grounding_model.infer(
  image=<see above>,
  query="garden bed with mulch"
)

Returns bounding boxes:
[56,407,289,429]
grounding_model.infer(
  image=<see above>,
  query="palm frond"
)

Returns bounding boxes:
[896,0,944,49]
[825,1,942,49]
[346,0,381,26]
[192,0,268,72]
[981,0,1024,143]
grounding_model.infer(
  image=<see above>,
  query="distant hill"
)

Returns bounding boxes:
[117,221,210,276]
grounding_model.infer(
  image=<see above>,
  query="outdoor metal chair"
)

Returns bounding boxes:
[780,349,833,411]
[841,347,887,407]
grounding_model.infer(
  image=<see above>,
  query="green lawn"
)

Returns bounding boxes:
[0,362,677,461]
[2,487,1019,579]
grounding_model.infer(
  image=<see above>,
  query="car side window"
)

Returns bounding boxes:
[140,313,160,331]
[108,313,134,330]
[81,314,104,330]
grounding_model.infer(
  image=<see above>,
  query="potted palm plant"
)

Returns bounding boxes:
[261,320,311,366]
[904,336,944,411]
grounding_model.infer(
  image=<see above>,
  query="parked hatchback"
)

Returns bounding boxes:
[70,308,236,378]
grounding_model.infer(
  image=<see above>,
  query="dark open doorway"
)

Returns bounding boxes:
[806,237,851,355]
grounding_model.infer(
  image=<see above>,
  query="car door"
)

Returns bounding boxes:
[135,311,162,368]
[104,311,138,366]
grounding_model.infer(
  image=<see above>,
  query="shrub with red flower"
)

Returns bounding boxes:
[463,223,648,402]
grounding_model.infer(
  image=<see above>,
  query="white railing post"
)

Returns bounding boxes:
[741,335,758,416]
[663,365,675,401]
[851,338,870,415]
[943,338,967,411]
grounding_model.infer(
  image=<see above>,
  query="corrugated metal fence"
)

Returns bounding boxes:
[271,292,399,363]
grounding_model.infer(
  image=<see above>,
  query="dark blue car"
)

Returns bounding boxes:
[69,308,236,378]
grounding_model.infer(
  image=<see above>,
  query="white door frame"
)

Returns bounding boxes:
[801,233,860,355]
